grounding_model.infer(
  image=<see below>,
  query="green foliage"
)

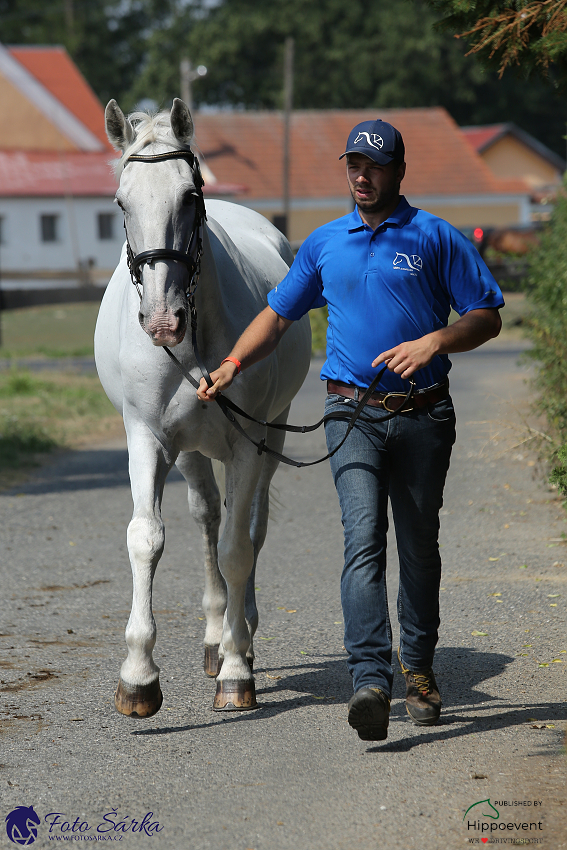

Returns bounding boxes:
[129,0,567,157]
[0,0,177,107]
[3,0,567,155]
[0,415,56,468]
[426,1,567,86]
[549,443,567,494]
[0,368,120,476]
[523,179,567,491]
[309,307,328,356]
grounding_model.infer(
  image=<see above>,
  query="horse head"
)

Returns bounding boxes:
[105,98,202,347]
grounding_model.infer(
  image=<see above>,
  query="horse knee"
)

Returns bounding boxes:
[127,516,165,567]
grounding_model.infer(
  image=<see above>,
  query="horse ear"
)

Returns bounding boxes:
[105,100,134,151]
[171,98,194,145]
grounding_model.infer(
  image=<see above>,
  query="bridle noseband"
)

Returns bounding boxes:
[122,149,206,301]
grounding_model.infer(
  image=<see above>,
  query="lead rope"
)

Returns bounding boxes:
[121,149,414,467]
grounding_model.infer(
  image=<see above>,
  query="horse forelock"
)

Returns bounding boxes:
[112,110,194,177]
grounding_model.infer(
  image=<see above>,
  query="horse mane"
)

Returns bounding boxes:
[113,110,194,177]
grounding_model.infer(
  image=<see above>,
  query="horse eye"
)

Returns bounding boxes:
[182,193,195,207]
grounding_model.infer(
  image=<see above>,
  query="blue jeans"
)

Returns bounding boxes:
[324,392,456,696]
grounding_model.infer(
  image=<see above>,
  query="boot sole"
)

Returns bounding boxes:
[348,691,389,741]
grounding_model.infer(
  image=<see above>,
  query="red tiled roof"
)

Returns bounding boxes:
[8,45,113,150]
[0,151,117,196]
[193,108,527,200]
[461,124,507,153]
[0,150,246,198]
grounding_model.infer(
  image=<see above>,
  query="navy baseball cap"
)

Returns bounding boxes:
[339,119,405,165]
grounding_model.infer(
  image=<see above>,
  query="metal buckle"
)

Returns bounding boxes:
[382,392,413,414]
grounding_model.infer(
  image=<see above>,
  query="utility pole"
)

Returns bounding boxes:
[282,36,294,240]
[180,58,207,113]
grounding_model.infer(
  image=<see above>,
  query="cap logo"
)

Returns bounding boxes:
[354,132,384,151]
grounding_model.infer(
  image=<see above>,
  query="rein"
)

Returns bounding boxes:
[121,147,415,468]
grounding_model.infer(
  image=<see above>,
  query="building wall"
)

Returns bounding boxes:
[481,136,561,190]
[234,193,528,243]
[0,74,78,152]
[0,196,122,286]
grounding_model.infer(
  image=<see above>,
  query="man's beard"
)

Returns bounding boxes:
[349,182,399,215]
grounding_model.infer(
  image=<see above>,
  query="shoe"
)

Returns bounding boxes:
[347,687,390,741]
[398,648,441,726]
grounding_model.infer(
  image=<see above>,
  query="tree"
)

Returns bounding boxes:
[126,0,567,156]
[426,1,567,85]
[0,0,177,107]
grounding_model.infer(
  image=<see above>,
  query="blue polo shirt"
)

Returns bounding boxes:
[268,197,504,392]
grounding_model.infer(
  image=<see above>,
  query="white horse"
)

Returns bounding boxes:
[95,99,311,717]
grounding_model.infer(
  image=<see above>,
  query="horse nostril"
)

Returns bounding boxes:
[174,309,186,326]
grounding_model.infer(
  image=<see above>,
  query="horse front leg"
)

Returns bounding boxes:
[213,443,264,711]
[175,451,225,677]
[245,406,290,672]
[115,420,175,718]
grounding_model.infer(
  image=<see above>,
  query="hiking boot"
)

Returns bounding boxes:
[398,648,442,726]
[347,687,390,741]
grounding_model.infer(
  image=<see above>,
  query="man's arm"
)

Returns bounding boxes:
[196,306,294,400]
[372,307,502,380]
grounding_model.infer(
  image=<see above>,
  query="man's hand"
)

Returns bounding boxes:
[372,336,438,379]
[372,308,502,380]
[197,361,238,401]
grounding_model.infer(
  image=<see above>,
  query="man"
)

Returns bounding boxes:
[197,119,503,742]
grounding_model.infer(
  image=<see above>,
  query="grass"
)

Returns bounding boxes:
[0,302,100,358]
[0,292,529,487]
[0,367,122,488]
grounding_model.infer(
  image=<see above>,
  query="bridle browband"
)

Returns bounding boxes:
[118,146,415,468]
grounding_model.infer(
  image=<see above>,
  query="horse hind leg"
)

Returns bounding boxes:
[175,451,224,677]
[115,422,175,718]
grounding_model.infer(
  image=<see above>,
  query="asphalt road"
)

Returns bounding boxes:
[0,340,566,850]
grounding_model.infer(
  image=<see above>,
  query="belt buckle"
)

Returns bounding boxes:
[382,392,413,413]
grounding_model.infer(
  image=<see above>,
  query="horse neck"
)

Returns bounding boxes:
[192,225,232,348]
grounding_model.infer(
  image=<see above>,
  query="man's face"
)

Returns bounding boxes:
[346,153,406,216]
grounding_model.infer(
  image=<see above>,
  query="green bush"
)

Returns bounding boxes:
[523,182,567,492]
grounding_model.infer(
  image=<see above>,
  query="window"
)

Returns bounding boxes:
[41,214,59,242]
[98,212,115,240]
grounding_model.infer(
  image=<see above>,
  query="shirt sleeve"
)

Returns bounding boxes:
[267,233,327,320]
[436,223,505,316]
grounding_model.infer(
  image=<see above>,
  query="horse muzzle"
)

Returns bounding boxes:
[140,307,188,347]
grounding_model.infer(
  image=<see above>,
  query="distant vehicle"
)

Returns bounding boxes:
[461,224,543,258]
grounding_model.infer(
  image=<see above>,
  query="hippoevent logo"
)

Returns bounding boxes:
[5,806,164,843]
[463,797,544,844]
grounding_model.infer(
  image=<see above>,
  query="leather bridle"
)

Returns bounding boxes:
[122,149,206,302]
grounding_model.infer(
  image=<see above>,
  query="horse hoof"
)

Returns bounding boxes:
[114,678,163,718]
[204,645,221,677]
[213,679,257,711]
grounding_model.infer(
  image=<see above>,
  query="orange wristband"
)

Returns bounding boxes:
[221,356,242,375]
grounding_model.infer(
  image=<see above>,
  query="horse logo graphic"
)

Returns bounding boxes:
[462,798,500,822]
[354,132,383,151]
[5,806,40,845]
[393,252,423,272]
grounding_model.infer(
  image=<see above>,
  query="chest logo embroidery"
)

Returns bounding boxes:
[393,252,422,272]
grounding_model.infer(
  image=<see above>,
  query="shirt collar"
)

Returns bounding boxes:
[347,196,413,233]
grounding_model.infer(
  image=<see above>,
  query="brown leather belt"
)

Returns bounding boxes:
[327,379,449,413]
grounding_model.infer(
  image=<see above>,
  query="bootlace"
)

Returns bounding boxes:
[408,671,433,696]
